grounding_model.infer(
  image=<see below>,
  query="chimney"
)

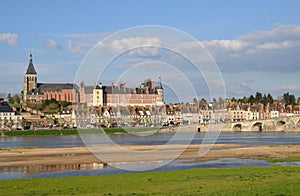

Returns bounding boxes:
[118,82,121,90]
[133,85,136,94]
[112,83,114,90]
[151,80,155,89]
[146,86,149,94]
[123,82,126,91]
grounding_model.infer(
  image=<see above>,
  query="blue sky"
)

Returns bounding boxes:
[1,0,300,102]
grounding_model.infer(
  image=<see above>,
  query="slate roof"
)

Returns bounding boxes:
[27,83,79,95]
[26,54,37,75]
[84,86,94,94]
[37,83,78,92]
[0,102,14,113]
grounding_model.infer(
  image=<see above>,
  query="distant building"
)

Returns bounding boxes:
[23,54,79,104]
[79,82,94,106]
[79,78,164,107]
[0,101,22,129]
[23,54,164,108]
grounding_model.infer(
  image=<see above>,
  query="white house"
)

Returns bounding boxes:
[0,101,22,129]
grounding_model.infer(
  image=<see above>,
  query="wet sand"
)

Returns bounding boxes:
[1,144,299,167]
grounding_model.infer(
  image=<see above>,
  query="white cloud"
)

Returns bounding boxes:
[41,38,61,49]
[66,32,112,55]
[239,25,300,42]
[203,40,249,50]
[256,40,298,50]
[66,25,300,73]
[67,41,93,55]
[66,32,111,40]
[108,37,162,58]
[202,25,300,73]
[0,33,18,46]
[274,85,299,91]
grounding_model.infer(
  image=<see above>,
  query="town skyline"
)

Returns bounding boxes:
[1,1,300,101]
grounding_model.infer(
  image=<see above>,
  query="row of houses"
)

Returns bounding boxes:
[200,102,299,124]
[3,99,300,130]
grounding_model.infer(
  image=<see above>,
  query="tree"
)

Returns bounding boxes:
[282,92,296,106]
[7,94,20,104]
[290,94,296,106]
[193,98,198,104]
[60,101,71,108]
[255,92,263,103]
[249,95,255,104]
[218,97,225,104]
[7,93,12,104]
[266,93,274,104]
[238,96,248,104]
[43,102,60,115]
[27,102,44,114]
[262,94,268,106]
[43,98,59,106]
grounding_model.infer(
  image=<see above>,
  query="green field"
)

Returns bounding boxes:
[1,127,162,137]
[1,166,300,195]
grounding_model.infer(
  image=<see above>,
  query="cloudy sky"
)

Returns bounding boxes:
[1,0,300,102]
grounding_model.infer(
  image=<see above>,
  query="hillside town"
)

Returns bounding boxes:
[1,54,300,130]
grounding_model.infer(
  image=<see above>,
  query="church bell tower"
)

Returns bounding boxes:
[23,54,37,102]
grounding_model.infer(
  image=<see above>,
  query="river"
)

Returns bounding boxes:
[1,132,300,149]
[1,132,300,180]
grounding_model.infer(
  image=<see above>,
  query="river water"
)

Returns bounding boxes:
[1,132,300,180]
[1,132,300,148]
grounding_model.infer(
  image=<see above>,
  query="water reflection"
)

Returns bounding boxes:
[0,158,274,180]
[0,162,107,174]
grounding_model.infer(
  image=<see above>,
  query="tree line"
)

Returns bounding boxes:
[26,99,71,115]
[194,92,300,107]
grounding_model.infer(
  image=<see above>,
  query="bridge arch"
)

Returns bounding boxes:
[251,122,263,132]
[296,119,300,128]
[232,123,242,132]
[278,120,286,126]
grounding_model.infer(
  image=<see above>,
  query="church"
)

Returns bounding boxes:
[23,54,164,107]
[23,54,79,104]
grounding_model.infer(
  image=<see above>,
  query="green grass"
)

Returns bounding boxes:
[1,127,165,137]
[2,129,79,136]
[265,157,300,163]
[1,166,300,195]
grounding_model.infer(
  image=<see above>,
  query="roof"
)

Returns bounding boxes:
[27,83,79,94]
[84,86,94,94]
[0,102,14,113]
[26,54,37,75]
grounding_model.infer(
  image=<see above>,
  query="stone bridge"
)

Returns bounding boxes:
[230,116,300,132]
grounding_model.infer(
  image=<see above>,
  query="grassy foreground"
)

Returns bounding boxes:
[1,166,300,195]
[1,127,161,136]
[1,127,167,136]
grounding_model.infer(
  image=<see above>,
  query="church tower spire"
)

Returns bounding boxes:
[23,54,38,103]
[26,54,37,74]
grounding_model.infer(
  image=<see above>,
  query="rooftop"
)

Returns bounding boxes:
[26,54,37,75]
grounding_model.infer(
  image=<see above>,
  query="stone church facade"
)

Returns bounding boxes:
[23,54,79,104]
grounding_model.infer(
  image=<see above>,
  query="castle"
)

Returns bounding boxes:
[23,54,164,107]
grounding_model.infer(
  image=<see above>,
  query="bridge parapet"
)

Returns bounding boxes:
[228,116,300,132]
